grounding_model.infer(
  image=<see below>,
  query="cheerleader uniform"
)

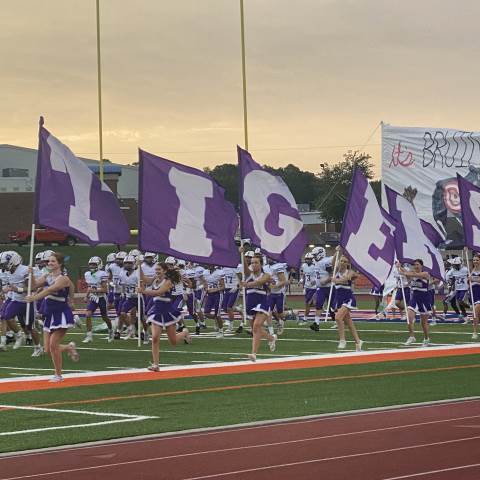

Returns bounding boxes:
[147,279,178,328]
[43,275,74,332]
[471,270,480,305]
[245,271,270,317]
[333,271,357,310]
[394,265,411,304]
[408,276,431,313]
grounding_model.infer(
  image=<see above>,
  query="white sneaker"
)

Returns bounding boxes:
[472,333,479,340]
[356,340,364,352]
[49,375,63,383]
[277,320,285,336]
[107,330,114,343]
[73,315,83,329]
[31,346,44,357]
[268,334,278,352]
[82,333,93,343]
[404,336,416,346]
[247,353,256,362]
[67,342,80,362]
[330,323,338,329]
[142,332,150,345]
[422,338,431,347]
[337,340,347,349]
[430,318,437,326]
[13,332,25,350]
[215,330,224,339]
[463,317,471,325]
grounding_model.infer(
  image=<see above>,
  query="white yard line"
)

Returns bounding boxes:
[0,404,156,437]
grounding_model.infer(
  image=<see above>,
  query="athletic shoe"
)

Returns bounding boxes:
[25,336,33,346]
[195,325,201,335]
[310,323,320,332]
[107,330,114,343]
[82,333,93,343]
[463,317,471,325]
[13,332,25,350]
[277,320,285,336]
[147,364,159,372]
[114,331,121,340]
[235,325,244,334]
[184,329,192,344]
[247,353,256,362]
[143,332,150,345]
[404,336,416,346]
[67,342,80,362]
[422,338,431,347]
[73,315,83,329]
[268,334,278,352]
[31,345,44,357]
[330,323,338,329]
[123,329,134,340]
[472,333,479,340]
[215,330,224,339]
[356,340,364,352]
[49,375,63,383]
[200,323,207,329]
[337,340,347,349]
[430,318,437,326]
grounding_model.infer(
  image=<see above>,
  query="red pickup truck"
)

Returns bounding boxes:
[8,228,77,246]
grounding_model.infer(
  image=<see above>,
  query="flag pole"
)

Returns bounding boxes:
[464,247,476,321]
[240,0,249,151]
[137,263,142,348]
[239,0,249,328]
[25,223,36,330]
[324,249,340,322]
[95,0,104,181]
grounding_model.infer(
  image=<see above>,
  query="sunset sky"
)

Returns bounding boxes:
[3,0,480,178]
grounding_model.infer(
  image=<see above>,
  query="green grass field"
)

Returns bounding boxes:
[0,317,479,454]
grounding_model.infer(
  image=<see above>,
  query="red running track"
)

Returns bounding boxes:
[1,399,480,480]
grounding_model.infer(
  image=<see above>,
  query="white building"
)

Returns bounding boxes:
[0,144,139,199]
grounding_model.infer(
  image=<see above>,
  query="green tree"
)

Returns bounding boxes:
[204,164,239,207]
[315,150,375,223]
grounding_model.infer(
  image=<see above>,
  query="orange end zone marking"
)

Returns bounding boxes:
[1,346,479,395]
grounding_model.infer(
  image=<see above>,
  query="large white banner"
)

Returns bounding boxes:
[381,123,480,246]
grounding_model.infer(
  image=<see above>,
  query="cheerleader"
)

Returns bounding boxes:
[26,252,78,382]
[469,254,480,340]
[202,266,225,338]
[397,259,432,346]
[139,262,191,371]
[239,248,275,362]
[332,252,363,351]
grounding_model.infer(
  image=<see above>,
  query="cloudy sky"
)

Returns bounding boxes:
[2,0,480,177]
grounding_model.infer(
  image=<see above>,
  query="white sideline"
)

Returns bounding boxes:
[1,342,479,384]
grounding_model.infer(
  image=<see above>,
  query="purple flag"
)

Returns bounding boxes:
[35,122,130,246]
[385,185,445,280]
[457,174,480,251]
[340,169,396,288]
[238,146,307,267]
[139,149,239,267]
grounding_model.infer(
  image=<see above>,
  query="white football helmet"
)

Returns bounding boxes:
[35,251,44,263]
[304,252,314,263]
[106,252,117,263]
[123,255,136,264]
[143,252,158,263]
[116,251,127,261]
[311,246,326,260]
[165,256,176,266]
[448,257,462,265]
[245,251,255,258]
[41,250,55,261]
[254,247,262,254]
[88,256,103,270]
[0,251,22,270]
[176,259,186,268]
[128,249,141,259]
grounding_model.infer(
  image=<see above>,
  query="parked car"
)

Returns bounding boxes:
[8,227,77,246]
